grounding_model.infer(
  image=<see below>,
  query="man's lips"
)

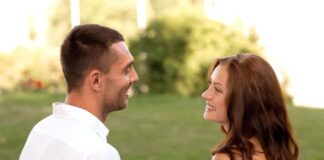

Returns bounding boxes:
[125,85,132,97]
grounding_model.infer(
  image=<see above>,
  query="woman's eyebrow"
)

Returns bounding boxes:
[213,82,223,87]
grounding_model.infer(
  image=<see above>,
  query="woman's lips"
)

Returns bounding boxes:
[205,104,216,112]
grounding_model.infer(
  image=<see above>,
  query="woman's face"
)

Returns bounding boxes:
[202,64,229,130]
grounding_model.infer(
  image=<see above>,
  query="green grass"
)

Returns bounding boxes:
[0,92,323,159]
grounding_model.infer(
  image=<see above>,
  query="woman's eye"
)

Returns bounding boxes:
[215,87,222,93]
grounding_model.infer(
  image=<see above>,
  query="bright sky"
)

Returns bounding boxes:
[206,0,324,108]
[0,0,52,52]
[0,1,29,52]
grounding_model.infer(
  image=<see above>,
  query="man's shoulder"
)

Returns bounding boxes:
[24,126,116,155]
[33,115,87,134]
[22,116,121,160]
[35,117,102,142]
[20,134,118,160]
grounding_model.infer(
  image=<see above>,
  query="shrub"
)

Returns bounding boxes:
[0,46,65,93]
[129,13,263,96]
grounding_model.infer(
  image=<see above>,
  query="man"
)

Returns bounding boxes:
[20,24,139,160]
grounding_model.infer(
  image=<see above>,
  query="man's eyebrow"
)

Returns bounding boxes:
[124,61,134,69]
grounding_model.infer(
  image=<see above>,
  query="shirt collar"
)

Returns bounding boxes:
[52,102,109,140]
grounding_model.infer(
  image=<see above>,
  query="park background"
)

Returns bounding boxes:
[0,0,323,159]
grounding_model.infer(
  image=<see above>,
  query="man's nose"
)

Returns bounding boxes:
[131,68,139,82]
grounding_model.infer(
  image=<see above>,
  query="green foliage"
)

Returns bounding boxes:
[47,0,139,46]
[80,0,138,39]
[129,13,263,95]
[0,47,65,92]
[148,0,203,17]
[46,0,204,46]
[47,0,71,46]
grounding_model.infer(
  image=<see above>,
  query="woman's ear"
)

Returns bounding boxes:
[87,69,103,92]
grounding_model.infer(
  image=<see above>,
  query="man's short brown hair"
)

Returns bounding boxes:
[60,24,124,92]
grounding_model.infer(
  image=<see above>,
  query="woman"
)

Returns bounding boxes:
[202,53,298,160]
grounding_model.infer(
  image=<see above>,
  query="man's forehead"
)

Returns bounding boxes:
[109,42,133,65]
[110,41,128,51]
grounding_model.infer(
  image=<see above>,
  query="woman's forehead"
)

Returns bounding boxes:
[211,65,228,84]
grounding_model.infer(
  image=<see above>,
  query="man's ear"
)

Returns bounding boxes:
[87,69,103,92]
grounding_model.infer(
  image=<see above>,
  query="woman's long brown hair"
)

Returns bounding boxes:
[209,54,298,160]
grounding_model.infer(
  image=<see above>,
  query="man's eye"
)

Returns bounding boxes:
[125,67,131,73]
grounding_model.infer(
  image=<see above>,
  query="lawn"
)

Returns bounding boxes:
[0,91,323,159]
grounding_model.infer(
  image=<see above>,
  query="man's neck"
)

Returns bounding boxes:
[65,90,105,122]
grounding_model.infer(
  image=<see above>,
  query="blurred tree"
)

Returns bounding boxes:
[0,47,65,92]
[46,0,205,46]
[47,0,71,46]
[30,0,262,95]
[47,0,138,45]
[149,0,203,17]
[130,13,263,96]
[80,0,137,40]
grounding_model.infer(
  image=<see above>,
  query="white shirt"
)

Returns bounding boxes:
[19,102,121,160]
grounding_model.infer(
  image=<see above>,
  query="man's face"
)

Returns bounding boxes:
[101,41,139,113]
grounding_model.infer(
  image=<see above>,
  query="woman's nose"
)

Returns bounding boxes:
[202,90,209,100]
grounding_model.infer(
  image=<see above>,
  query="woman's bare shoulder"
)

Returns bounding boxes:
[212,153,231,160]
[212,152,266,160]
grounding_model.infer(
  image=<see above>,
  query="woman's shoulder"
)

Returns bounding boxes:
[212,153,231,160]
[212,152,266,160]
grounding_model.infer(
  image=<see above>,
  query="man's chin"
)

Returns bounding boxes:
[117,101,128,111]
[105,103,127,113]
[118,105,127,110]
